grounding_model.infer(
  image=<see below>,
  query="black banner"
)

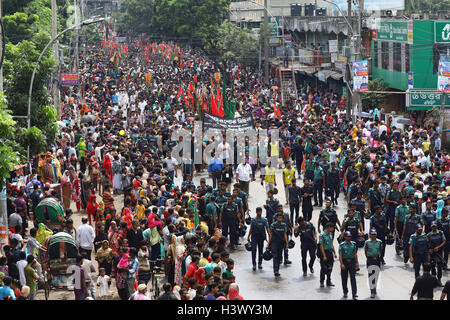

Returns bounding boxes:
[203,113,254,132]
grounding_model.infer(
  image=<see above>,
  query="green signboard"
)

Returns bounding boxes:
[407,89,450,110]
[376,21,410,43]
[435,21,450,44]
[269,17,280,46]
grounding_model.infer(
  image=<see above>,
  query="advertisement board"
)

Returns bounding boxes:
[352,60,369,92]
[438,60,450,93]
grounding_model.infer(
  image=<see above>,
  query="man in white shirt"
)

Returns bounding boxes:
[411,143,424,158]
[378,121,387,136]
[217,140,231,163]
[164,151,178,181]
[17,252,28,286]
[76,218,95,260]
[236,158,252,196]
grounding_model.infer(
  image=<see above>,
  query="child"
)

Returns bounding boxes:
[0,257,8,276]
[218,251,229,273]
[222,259,234,280]
[199,250,210,268]
[96,268,110,299]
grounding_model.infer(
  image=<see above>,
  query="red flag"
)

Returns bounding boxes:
[210,94,218,116]
[189,82,194,92]
[177,86,183,98]
[210,77,214,89]
[193,75,197,84]
[183,92,189,106]
[180,60,184,68]
[273,104,281,120]
[188,61,191,68]
[202,96,209,113]
[217,90,224,117]
[187,91,194,104]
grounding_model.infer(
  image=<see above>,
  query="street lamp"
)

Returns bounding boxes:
[26,17,104,161]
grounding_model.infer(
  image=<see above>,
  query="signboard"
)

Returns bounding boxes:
[329,40,338,63]
[434,21,450,44]
[114,36,127,43]
[61,73,79,86]
[203,113,255,132]
[298,49,313,64]
[408,72,414,89]
[352,60,369,92]
[375,21,410,43]
[407,89,450,110]
[437,59,450,92]
[333,0,405,11]
[283,34,292,46]
[269,17,280,46]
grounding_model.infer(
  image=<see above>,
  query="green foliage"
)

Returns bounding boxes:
[3,0,34,16]
[3,12,37,44]
[115,0,155,35]
[24,0,54,35]
[3,32,58,151]
[418,0,450,12]
[0,94,20,188]
[17,127,47,157]
[361,78,389,110]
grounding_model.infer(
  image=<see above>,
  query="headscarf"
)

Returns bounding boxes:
[86,193,98,216]
[436,199,445,219]
[36,223,53,244]
[61,170,71,185]
[103,155,113,183]
[173,285,181,300]
[228,284,244,300]
[194,268,206,285]
[147,212,162,229]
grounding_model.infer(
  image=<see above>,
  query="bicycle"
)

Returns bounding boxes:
[149,259,164,299]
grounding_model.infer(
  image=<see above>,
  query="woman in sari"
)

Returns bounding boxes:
[173,235,185,286]
[95,240,113,276]
[76,137,87,158]
[61,170,72,210]
[86,193,98,226]
[36,223,53,245]
[72,173,82,212]
[52,154,62,183]
[108,221,120,257]
[102,155,113,185]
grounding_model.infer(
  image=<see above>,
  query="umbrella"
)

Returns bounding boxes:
[80,115,95,123]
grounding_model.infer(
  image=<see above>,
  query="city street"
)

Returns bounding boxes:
[36,168,449,300]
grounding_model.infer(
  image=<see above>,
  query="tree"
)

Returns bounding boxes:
[3,12,37,44]
[115,0,155,35]
[0,94,20,189]
[3,32,58,149]
[361,78,389,110]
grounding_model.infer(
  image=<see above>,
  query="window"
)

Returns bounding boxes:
[393,43,401,72]
[381,42,389,70]
[373,41,378,68]
[405,44,410,73]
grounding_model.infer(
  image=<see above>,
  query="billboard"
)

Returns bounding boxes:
[333,0,404,11]
[437,59,450,93]
[352,60,369,92]
[61,73,79,86]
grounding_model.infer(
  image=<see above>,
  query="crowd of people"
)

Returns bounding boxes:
[1,33,450,301]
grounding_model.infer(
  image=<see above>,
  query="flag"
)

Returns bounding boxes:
[183,91,189,106]
[177,86,183,98]
[194,203,199,229]
[217,89,224,118]
[273,103,281,120]
[210,77,214,89]
[180,60,184,68]
[188,61,191,68]
[189,81,194,92]
[210,92,218,116]
[187,90,194,106]
[193,75,197,84]
[202,96,209,113]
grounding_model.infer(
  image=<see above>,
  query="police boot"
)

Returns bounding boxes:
[326,281,335,287]
[284,259,292,265]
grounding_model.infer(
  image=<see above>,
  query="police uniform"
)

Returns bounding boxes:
[318,231,334,285]
[403,214,422,263]
[300,185,314,222]
[265,198,279,226]
[370,213,388,261]
[319,208,338,239]
[368,187,383,216]
[250,217,269,267]
[350,197,366,230]
[437,216,450,269]
[221,202,240,246]
[364,238,382,296]
[421,210,436,234]
[205,201,219,236]
[385,189,402,232]
[343,216,360,242]
[339,240,357,297]
[427,229,446,281]
[394,204,409,254]
[327,167,340,205]
[304,159,314,180]
[295,222,316,274]
[270,220,288,274]
[409,231,430,279]
[313,166,325,207]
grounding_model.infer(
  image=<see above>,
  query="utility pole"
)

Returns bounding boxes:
[51,0,60,118]
[264,0,269,85]
[0,0,6,256]
[74,0,80,74]
[0,0,3,93]
[346,0,352,120]
[354,0,363,120]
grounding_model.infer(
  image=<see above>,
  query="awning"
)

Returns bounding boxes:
[314,70,343,81]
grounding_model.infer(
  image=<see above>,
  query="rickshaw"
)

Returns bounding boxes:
[39,232,79,300]
[34,198,65,231]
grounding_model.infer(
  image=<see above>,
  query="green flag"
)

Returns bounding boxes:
[194,204,199,229]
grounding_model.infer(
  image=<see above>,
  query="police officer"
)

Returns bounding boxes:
[277,204,293,265]
[350,191,367,231]
[288,179,302,224]
[427,221,446,286]
[421,200,437,234]
[393,197,409,255]
[247,207,270,271]
[266,212,289,277]
[205,195,219,235]
[318,200,341,240]
[318,222,337,287]
[409,224,430,279]
[339,231,359,299]
[437,208,449,270]
[264,190,279,226]
[294,216,317,276]
[327,162,340,206]
[341,209,363,243]
[385,181,402,233]
[347,177,363,205]
[402,206,422,264]
[300,179,314,222]
[370,206,389,264]
[368,180,383,217]
[364,228,382,298]
[219,195,242,250]
[313,162,325,207]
